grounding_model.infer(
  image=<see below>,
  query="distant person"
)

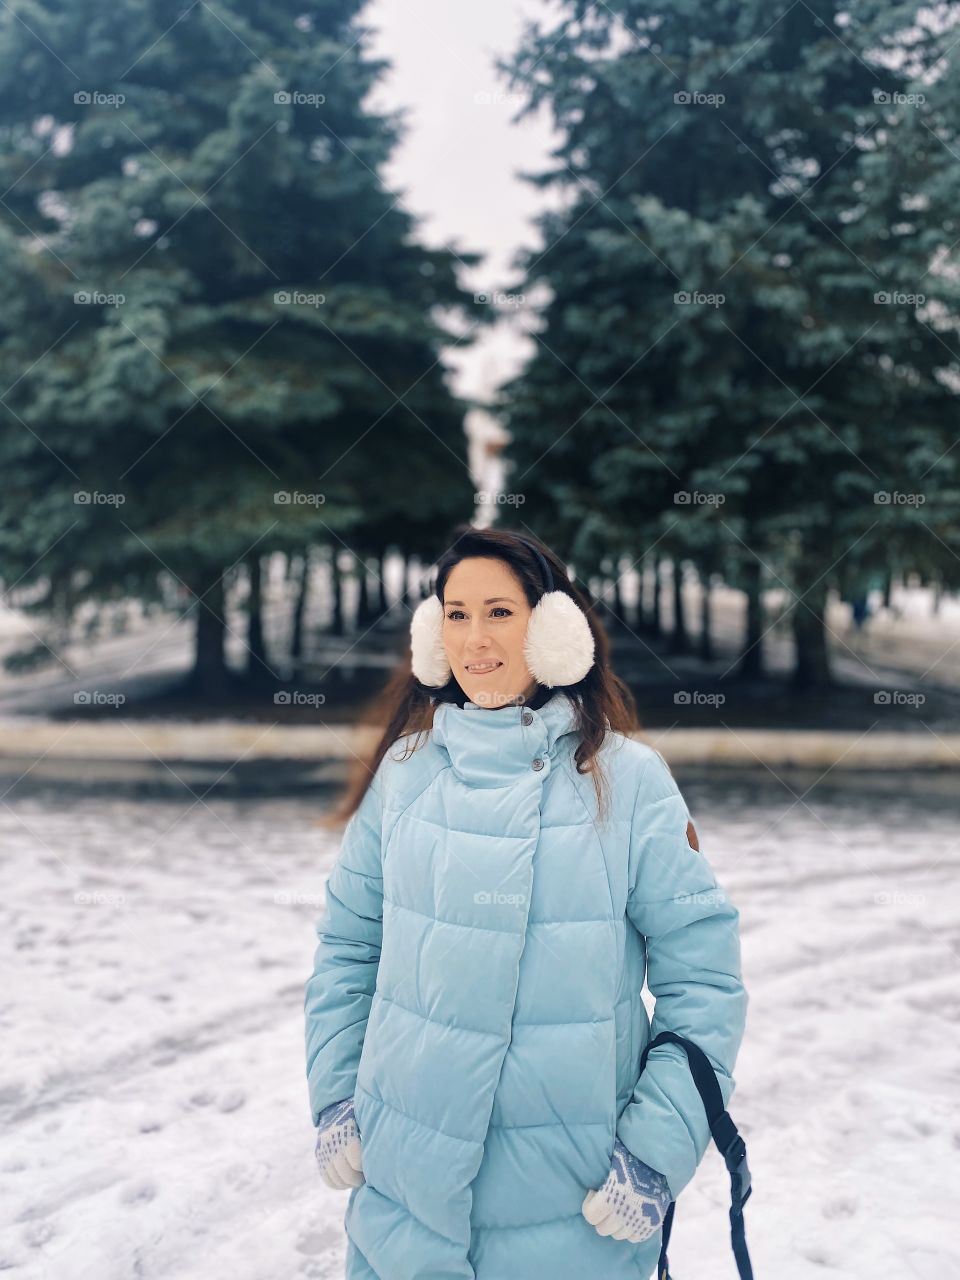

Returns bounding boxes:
[851,594,870,632]
[304,525,750,1280]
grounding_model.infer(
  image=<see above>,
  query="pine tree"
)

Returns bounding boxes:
[499,0,960,687]
[0,0,481,690]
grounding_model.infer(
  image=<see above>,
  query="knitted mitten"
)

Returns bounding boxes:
[582,1137,672,1243]
[315,1096,364,1189]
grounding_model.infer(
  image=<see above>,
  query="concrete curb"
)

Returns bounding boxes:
[648,728,960,769]
[0,717,956,769]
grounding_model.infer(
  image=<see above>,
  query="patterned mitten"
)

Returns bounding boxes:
[582,1137,672,1243]
[315,1096,364,1189]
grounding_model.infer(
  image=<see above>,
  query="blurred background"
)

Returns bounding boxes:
[0,1,957,1277]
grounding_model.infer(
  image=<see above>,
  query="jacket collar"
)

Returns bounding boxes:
[431,690,579,787]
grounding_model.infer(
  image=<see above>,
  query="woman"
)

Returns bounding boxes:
[304,526,748,1280]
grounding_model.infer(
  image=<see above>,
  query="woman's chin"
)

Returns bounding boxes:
[464,682,519,709]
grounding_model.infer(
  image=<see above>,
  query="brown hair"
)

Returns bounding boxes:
[321,525,640,829]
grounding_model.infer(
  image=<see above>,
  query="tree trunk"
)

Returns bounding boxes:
[189,566,230,693]
[631,559,644,632]
[667,558,690,654]
[49,569,72,633]
[378,548,389,619]
[650,558,663,637]
[331,547,344,636]
[355,555,372,629]
[637,555,653,634]
[612,560,628,629]
[791,575,833,688]
[290,549,309,662]
[400,553,411,611]
[699,566,714,661]
[245,556,269,679]
[736,557,764,679]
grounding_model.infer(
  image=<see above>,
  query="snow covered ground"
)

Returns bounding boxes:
[0,766,957,1279]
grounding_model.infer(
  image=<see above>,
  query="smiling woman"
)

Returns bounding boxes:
[304,524,749,1280]
[408,532,597,707]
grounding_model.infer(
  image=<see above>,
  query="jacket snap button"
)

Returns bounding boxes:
[521,711,533,726]
[531,757,544,770]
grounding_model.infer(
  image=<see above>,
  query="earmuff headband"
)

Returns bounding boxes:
[516,537,555,595]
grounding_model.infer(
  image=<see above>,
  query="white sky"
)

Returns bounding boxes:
[364,0,563,405]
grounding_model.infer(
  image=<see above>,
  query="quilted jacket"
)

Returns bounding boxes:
[304,690,748,1280]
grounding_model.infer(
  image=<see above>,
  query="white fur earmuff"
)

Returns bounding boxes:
[521,589,595,687]
[409,595,452,687]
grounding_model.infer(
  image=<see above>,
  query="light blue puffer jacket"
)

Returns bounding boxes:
[304,690,748,1280]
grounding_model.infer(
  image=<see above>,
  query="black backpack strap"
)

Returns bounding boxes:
[638,1030,754,1280]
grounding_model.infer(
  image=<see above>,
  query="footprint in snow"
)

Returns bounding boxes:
[120,1179,156,1205]
[296,1226,342,1257]
[822,1196,858,1218]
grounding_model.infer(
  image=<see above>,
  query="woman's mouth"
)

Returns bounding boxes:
[464,660,503,675]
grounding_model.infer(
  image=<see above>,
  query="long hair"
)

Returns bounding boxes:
[322,525,640,829]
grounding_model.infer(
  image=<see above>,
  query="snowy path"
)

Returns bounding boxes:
[0,770,957,1279]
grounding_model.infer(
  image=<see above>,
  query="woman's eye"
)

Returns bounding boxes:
[445,608,513,621]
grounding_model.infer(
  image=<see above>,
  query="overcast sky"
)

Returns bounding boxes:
[364,0,563,405]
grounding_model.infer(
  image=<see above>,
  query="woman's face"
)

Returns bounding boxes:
[442,556,538,708]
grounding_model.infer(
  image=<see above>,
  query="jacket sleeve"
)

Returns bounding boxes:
[304,771,384,1127]
[616,747,748,1202]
